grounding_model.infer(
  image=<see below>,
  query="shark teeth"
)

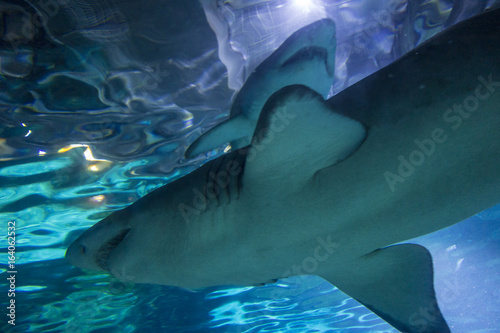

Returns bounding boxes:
[94,228,130,271]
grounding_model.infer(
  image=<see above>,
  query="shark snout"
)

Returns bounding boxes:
[65,239,86,267]
[65,214,132,272]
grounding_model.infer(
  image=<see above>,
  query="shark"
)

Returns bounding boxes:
[66,9,500,333]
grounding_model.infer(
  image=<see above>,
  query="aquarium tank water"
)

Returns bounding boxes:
[0,0,499,332]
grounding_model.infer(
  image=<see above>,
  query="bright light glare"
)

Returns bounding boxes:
[83,147,111,163]
[88,164,100,172]
[58,144,87,154]
[57,144,110,163]
[91,195,105,203]
[83,147,97,161]
[291,0,317,13]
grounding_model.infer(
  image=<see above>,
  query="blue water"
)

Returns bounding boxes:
[1,0,500,332]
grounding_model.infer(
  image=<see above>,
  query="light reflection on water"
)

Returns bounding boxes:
[0,0,499,332]
[206,277,396,332]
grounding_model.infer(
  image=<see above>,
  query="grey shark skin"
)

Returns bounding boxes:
[66,9,500,333]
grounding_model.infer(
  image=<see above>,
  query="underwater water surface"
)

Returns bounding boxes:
[1,0,500,332]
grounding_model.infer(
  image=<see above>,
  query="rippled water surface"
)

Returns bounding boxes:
[1,0,500,332]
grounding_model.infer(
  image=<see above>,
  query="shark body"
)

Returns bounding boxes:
[66,9,500,333]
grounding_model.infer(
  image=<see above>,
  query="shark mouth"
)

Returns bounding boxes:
[280,46,332,76]
[94,228,131,271]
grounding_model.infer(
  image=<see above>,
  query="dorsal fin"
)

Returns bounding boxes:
[242,85,366,193]
[230,18,336,120]
[186,19,337,158]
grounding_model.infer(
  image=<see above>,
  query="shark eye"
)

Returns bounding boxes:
[80,245,87,255]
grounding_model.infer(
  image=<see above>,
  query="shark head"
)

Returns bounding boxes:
[65,185,191,285]
[65,211,132,273]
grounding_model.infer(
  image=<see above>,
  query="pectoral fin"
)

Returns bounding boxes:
[243,85,366,191]
[185,115,254,158]
[322,244,450,333]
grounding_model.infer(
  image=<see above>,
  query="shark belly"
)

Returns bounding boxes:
[314,76,500,255]
[105,193,252,288]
